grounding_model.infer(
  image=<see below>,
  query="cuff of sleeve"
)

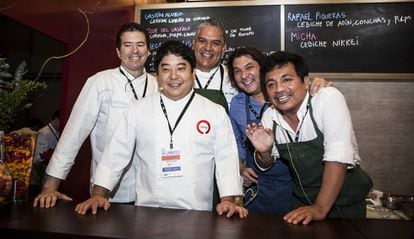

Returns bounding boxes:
[323,142,356,166]
[46,159,69,180]
[93,163,119,192]
[217,175,243,198]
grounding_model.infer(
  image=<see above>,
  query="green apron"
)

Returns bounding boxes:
[194,65,229,209]
[274,96,373,218]
[194,65,229,113]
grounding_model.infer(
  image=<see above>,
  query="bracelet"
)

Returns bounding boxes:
[254,150,262,162]
[234,195,243,207]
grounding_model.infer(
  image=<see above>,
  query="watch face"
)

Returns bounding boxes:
[243,183,259,206]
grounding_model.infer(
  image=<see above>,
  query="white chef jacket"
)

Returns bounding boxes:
[46,66,158,202]
[195,64,238,107]
[261,88,361,168]
[94,90,243,211]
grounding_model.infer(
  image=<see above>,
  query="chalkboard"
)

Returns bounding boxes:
[285,2,414,73]
[137,3,281,72]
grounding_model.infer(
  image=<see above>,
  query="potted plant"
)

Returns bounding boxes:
[0,55,46,132]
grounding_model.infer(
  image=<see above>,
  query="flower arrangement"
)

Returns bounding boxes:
[0,56,46,132]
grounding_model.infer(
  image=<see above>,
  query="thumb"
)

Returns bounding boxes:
[59,193,73,201]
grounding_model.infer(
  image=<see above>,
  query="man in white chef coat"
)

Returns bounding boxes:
[33,23,158,207]
[75,40,247,218]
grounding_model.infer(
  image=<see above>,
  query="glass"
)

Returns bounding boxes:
[0,159,12,204]
[3,133,35,202]
[0,131,12,204]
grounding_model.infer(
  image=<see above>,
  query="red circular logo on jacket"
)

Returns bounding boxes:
[196,120,211,134]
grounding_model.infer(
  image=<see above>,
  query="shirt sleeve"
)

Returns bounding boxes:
[93,104,137,191]
[46,76,102,179]
[229,97,247,161]
[316,88,356,166]
[214,108,243,198]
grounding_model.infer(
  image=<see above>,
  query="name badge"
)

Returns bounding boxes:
[161,148,182,177]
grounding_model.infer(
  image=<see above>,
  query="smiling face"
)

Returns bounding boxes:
[265,63,309,115]
[116,31,150,78]
[157,53,195,101]
[192,26,226,72]
[232,55,262,97]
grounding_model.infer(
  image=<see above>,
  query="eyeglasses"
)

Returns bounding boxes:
[243,183,259,206]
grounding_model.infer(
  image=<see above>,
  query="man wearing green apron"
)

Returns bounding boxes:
[192,19,239,206]
[192,18,238,112]
[246,51,372,225]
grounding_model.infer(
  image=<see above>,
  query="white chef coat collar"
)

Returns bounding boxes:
[195,65,220,76]
[161,89,195,106]
[119,65,147,82]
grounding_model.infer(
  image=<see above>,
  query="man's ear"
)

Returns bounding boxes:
[304,76,310,90]
[116,48,121,59]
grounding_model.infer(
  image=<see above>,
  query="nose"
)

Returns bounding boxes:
[274,82,286,93]
[205,41,213,51]
[241,69,249,80]
[169,69,178,80]
[132,44,139,52]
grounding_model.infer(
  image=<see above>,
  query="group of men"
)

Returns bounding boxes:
[33,19,372,225]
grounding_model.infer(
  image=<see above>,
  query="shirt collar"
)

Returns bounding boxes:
[195,65,220,77]
[273,91,310,131]
[119,65,147,81]
[296,91,310,120]
[161,89,195,107]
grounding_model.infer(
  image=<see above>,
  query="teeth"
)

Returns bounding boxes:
[243,79,254,85]
[277,95,289,103]
[130,56,141,61]
[201,52,212,57]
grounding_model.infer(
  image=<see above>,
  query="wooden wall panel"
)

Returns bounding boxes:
[335,80,414,194]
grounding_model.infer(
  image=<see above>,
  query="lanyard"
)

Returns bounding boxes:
[246,95,268,121]
[195,65,224,91]
[119,68,148,100]
[285,103,310,143]
[160,91,196,149]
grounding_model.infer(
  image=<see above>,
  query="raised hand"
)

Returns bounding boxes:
[245,123,274,153]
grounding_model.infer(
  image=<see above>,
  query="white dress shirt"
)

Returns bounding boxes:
[46,66,158,203]
[94,90,243,211]
[261,87,361,167]
[31,123,60,186]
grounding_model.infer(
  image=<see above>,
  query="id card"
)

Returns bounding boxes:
[161,148,182,177]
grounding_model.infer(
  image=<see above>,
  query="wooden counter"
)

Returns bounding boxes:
[0,201,413,239]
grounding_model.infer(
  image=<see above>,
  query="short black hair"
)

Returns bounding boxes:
[154,41,196,73]
[261,51,309,101]
[227,47,265,90]
[27,118,43,131]
[52,110,60,120]
[116,22,149,49]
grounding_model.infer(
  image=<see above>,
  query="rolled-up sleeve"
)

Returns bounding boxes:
[319,89,356,166]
